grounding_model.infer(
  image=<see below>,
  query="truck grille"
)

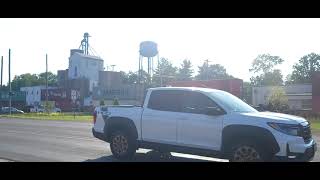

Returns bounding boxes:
[299,124,312,143]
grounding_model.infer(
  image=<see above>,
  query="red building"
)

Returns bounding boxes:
[167,78,243,98]
[312,72,320,113]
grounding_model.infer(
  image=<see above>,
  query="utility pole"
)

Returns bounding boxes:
[46,54,48,114]
[204,59,211,80]
[9,49,11,115]
[1,56,3,88]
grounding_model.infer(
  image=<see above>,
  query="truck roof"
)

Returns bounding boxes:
[148,86,225,93]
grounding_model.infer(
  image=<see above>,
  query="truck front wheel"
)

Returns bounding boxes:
[229,141,270,162]
[110,130,136,160]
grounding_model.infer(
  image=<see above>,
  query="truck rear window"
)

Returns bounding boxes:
[147,90,182,112]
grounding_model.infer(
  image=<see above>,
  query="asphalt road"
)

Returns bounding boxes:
[0,118,227,162]
[0,118,318,162]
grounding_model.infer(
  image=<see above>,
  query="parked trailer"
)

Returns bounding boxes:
[167,79,243,98]
[0,91,26,110]
[41,88,79,112]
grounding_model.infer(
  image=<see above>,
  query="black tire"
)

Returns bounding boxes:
[110,130,137,160]
[229,141,271,162]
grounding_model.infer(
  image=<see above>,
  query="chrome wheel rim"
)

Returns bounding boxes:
[233,146,261,162]
[112,135,129,155]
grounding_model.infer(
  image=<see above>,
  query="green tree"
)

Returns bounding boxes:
[249,54,284,86]
[38,72,58,86]
[100,100,105,106]
[10,72,57,91]
[267,87,289,112]
[153,58,178,86]
[249,54,284,74]
[251,69,284,86]
[290,53,320,84]
[126,70,150,84]
[284,74,293,85]
[195,62,232,80]
[127,71,138,84]
[112,98,119,105]
[177,59,193,81]
[11,73,39,91]
[119,71,129,84]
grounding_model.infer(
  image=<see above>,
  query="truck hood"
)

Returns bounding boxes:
[240,111,307,124]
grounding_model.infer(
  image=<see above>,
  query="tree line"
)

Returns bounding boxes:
[2,52,320,92]
[0,72,57,91]
[249,53,320,86]
[120,58,233,87]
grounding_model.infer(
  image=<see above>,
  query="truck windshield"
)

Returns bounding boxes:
[210,91,257,113]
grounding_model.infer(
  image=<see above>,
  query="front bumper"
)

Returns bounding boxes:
[274,141,317,162]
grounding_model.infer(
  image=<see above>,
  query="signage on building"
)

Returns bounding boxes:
[71,90,80,100]
[50,91,67,98]
[41,88,80,102]
[98,89,129,97]
[93,85,145,100]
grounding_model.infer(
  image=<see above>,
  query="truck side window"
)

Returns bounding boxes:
[147,90,182,112]
[182,91,219,115]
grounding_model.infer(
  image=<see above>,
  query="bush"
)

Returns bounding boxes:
[112,98,119,105]
[267,87,289,112]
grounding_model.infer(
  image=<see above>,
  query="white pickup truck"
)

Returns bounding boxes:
[92,87,317,162]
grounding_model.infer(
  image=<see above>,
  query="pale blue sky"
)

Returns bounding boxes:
[1,18,320,85]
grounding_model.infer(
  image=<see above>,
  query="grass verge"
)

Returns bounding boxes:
[309,118,320,134]
[0,112,92,122]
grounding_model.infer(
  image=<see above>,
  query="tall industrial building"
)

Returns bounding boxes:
[68,49,104,91]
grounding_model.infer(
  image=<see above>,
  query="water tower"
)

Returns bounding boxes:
[139,41,159,82]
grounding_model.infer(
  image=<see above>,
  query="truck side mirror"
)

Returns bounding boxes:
[205,107,225,116]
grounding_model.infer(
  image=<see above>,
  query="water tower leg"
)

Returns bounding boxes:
[157,54,162,87]
[148,57,150,75]
[151,57,153,76]
[139,55,141,74]
[139,55,141,83]
[141,56,143,73]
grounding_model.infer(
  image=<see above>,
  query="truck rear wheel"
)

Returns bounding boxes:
[110,130,136,160]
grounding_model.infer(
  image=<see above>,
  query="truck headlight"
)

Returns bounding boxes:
[267,122,300,136]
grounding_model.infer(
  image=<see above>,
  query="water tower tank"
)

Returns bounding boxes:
[139,41,158,57]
